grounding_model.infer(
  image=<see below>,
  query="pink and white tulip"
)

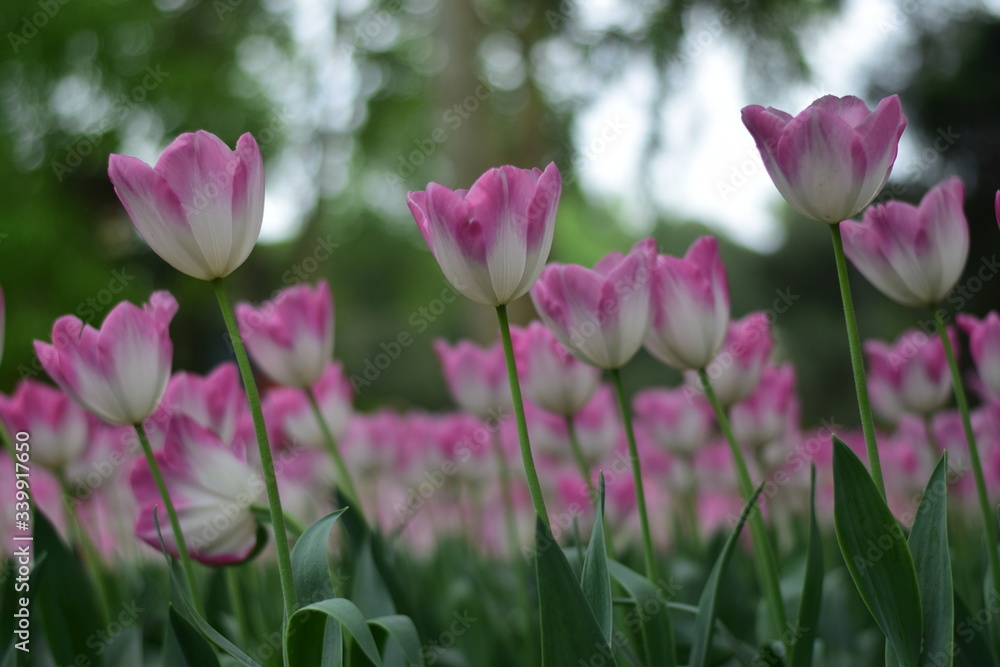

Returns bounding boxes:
[34,292,178,425]
[864,328,955,421]
[741,94,907,223]
[531,238,656,369]
[109,131,264,281]
[633,387,715,457]
[407,163,562,306]
[730,363,799,450]
[148,363,252,448]
[131,414,263,564]
[511,321,601,416]
[0,380,93,472]
[263,362,354,448]
[645,237,729,371]
[685,311,772,405]
[236,280,335,389]
[434,338,511,419]
[842,177,968,307]
[958,312,1000,399]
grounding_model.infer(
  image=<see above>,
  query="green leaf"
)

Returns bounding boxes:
[291,509,348,608]
[688,480,765,667]
[907,454,952,667]
[32,507,105,667]
[286,598,384,667]
[151,510,261,667]
[533,514,616,667]
[368,615,424,666]
[789,465,824,667]
[607,560,676,667]
[169,605,222,667]
[832,436,922,667]
[581,473,612,646]
[952,592,997,667]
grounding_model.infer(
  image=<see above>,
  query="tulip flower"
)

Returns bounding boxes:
[146,363,252,448]
[645,237,730,372]
[236,280,335,389]
[263,362,354,448]
[407,163,561,306]
[685,312,772,406]
[633,388,715,457]
[531,238,656,370]
[34,292,178,426]
[0,380,93,472]
[730,363,799,451]
[741,95,907,224]
[109,131,264,281]
[511,321,601,416]
[864,328,955,421]
[434,338,511,420]
[132,414,263,564]
[958,313,1000,400]
[841,177,968,307]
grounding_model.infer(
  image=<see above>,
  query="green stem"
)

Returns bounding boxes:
[212,277,297,623]
[495,304,549,525]
[934,309,1000,631]
[699,368,787,640]
[491,429,531,633]
[305,387,363,516]
[226,566,254,646]
[830,223,885,497]
[565,414,598,504]
[134,422,203,614]
[59,476,112,621]
[610,368,657,580]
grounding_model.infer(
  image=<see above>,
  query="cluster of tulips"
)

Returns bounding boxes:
[4,92,1000,666]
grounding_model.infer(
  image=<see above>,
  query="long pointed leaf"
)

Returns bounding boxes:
[789,465,823,667]
[291,509,348,607]
[689,481,765,667]
[832,436,922,667]
[581,474,612,646]
[607,560,677,666]
[287,598,383,667]
[368,615,424,666]
[908,454,952,667]
[533,515,616,666]
[169,605,222,667]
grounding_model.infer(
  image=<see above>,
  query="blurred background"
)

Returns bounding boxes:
[3,0,1000,425]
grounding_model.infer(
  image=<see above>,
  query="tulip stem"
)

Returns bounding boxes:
[698,368,787,642]
[829,223,885,497]
[305,387,363,519]
[226,566,254,646]
[610,368,657,580]
[134,422,203,614]
[495,304,549,526]
[565,414,597,504]
[934,309,1000,629]
[212,278,297,624]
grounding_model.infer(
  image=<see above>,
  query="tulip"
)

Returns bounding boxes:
[841,177,968,307]
[263,362,354,448]
[864,328,955,420]
[511,321,601,416]
[531,238,656,369]
[145,363,252,448]
[730,363,799,451]
[633,387,715,457]
[132,414,263,564]
[407,163,561,306]
[109,131,264,281]
[645,237,730,371]
[958,312,1000,399]
[34,292,177,425]
[741,95,907,223]
[0,380,93,473]
[685,312,772,405]
[235,280,335,389]
[527,386,621,465]
[434,338,511,420]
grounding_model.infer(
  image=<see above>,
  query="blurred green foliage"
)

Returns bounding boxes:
[1,0,997,428]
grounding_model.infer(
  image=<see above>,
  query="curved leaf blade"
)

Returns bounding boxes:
[169,605,222,667]
[832,436,922,667]
[607,560,677,666]
[291,509,348,608]
[789,465,823,667]
[688,481,765,667]
[287,598,384,667]
[368,615,424,666]
[581,474,612,646]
